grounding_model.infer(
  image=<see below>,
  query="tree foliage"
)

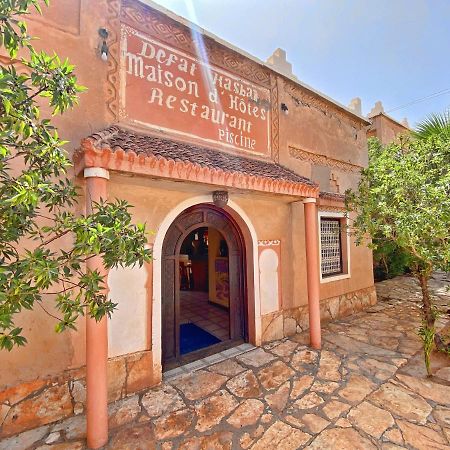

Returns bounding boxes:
[346,133,450,374]
[347,135,450,273]
[413,109,450,140]
[372,236,411,281]
[0,0,151,350]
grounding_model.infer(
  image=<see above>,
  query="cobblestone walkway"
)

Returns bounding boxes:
[3,274,450,449]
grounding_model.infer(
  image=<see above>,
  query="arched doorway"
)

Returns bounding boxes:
[161,204,247,369]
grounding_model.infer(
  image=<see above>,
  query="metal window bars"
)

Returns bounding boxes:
[320,218,342,276]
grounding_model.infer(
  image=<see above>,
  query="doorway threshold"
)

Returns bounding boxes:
[163,343,255,381]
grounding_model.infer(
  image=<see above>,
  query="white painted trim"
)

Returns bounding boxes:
[320,273,350,283]
[83,167,110,180]
[151,195,260,372]
[318,210,351,284]
[303,198,317,204]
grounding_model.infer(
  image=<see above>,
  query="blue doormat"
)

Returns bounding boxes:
[180,323,221,355]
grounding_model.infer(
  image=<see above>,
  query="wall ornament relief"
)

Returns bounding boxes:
[121,0,271,88]
[105,0,121,121]
[289,146,363,173]
[270,75,280,162]
[318,206,346,212]
[258,240,281,247]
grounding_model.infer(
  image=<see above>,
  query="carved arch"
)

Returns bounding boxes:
[161,204,247,366]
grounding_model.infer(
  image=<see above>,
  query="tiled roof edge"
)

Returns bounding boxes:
[76,127,320,198]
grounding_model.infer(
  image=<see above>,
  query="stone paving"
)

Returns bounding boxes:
[2,273,450,450]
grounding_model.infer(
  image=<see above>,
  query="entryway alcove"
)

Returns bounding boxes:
[161,204,247,370]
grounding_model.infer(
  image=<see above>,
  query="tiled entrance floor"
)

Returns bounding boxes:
[3,273,450,449]
[179,291,229,341]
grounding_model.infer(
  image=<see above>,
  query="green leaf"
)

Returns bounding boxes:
[0,0,151,351]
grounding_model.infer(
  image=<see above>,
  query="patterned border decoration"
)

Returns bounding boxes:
[270,74,280,162]
[319,206,346,212]
[258,240,281,247]
[118,0,279,160]
[289,146,363,173]
[105,0,121,121]
[120,0,271,88]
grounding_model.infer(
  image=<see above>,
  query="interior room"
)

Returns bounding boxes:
[178,226,231,355]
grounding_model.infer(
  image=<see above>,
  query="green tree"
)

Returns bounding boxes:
[413,109,450,140]
[372,236,412,281]
[0,1,151,350]
[346,134,450,376]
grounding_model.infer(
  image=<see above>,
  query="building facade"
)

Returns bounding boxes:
[367,101,410,144]
[1,0,379,443]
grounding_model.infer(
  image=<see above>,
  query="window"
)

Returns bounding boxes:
[320,218,342,276]
[318,211,350,282]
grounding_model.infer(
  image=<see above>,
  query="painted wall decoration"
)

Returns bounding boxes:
[120,25,271,157]
[258,240,282,315]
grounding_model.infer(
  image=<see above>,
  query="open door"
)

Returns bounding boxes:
[161,204,247,369]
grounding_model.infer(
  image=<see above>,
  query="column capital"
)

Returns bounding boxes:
[303,197,317,204]
[84,167,110,180]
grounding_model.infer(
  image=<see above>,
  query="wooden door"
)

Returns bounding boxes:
[161,204,246,367]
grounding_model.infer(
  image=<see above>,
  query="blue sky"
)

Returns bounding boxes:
[151,0,450,127]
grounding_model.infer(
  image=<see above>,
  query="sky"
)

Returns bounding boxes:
[150,0,450,127]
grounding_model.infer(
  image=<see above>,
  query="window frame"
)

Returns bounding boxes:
[318,211,351,283]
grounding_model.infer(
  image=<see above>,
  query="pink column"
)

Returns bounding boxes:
[303,198,321,349]
[84,167,110,449]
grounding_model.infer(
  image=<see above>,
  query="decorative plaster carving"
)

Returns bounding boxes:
[119,0,280,160]
[330,172,340,193]
[270,75,280,162]
[289,146,363,173]
[212,191,228,208]
[258,240,281,247]
[318,206,346,212]
[105,0,121,121]
[318,191,346,211]
[120,0,271,87]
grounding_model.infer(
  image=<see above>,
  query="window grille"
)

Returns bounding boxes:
[320,218,342,276]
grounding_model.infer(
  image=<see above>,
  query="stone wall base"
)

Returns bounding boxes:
[0,286,377,439]
[261,285,377,343]
[0,350,160,439]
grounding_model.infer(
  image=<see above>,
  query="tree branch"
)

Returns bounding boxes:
[39,229,70,247]
[36,300,63,323]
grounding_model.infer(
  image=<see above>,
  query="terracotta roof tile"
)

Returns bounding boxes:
[86,126,316,187]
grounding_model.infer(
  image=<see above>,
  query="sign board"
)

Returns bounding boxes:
[120,25,271,157]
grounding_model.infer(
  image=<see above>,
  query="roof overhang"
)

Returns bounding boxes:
[74,128,319,199]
